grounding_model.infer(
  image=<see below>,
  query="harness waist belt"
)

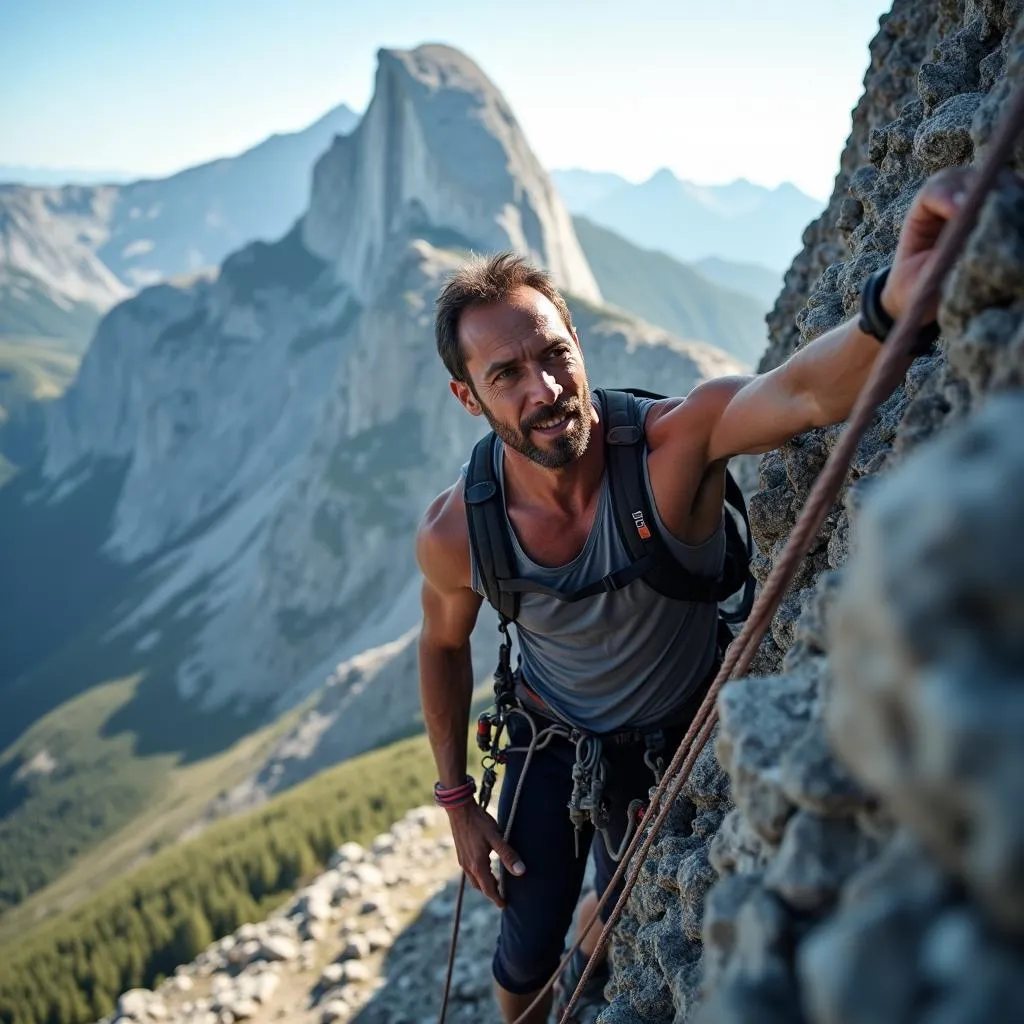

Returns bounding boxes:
[512,663,720,747]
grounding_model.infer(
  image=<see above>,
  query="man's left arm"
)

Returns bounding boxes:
[696,168,972,463]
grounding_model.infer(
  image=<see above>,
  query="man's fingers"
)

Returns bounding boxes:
[472,859,506,908]
[491,835,526,878]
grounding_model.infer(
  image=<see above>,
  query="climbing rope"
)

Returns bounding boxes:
[548,78,1024,1024]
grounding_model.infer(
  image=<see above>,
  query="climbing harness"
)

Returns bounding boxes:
[476,618,662,867]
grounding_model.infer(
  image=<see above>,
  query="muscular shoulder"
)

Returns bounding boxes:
[415,478,473,594]
[643,375,752,461]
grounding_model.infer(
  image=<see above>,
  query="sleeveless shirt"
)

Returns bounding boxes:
[467,395,725,733]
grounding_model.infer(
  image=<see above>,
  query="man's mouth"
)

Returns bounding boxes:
[528,407,575,436]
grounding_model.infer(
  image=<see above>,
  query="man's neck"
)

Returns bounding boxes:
[502,407,605,517]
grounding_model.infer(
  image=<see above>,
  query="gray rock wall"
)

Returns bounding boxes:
[605,3,1024,1021]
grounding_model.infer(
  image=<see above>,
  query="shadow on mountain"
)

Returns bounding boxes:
[0,457,271,762]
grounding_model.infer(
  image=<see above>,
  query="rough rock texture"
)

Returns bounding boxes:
[605,3,1024,1022]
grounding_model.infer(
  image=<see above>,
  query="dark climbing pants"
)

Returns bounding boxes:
[490,676,712,996]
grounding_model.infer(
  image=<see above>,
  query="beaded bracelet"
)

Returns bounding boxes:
[434,775,477,809]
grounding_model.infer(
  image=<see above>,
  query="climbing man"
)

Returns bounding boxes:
[416,166,971,1023]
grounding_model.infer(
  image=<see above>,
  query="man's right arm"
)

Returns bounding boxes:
[415,485,524,907]
[415,485,482,788]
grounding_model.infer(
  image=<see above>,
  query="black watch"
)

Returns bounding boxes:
[859,265,940,356]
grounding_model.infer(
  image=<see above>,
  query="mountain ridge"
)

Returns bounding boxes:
[552,166,824,271]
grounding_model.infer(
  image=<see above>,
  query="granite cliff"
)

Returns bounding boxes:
[604,3,1024,1021]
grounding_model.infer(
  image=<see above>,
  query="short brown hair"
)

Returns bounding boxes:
[434,251,575,383]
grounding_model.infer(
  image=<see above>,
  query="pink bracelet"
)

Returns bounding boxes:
[434,776,477,809]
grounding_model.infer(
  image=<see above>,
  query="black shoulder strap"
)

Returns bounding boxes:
[464,432,519,623]
[598,387,655,564]
[598,387,732,605]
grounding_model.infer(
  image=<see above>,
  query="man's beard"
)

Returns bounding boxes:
[478,381,593,469]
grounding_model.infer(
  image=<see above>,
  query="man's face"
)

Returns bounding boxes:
[451,286,593,469]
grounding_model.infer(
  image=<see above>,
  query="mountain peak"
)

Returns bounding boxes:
[648,167,680,186]
[303,45,600,302]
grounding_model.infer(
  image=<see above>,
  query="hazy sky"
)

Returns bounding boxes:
[1,0,892,199]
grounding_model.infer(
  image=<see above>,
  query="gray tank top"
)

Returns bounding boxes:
[467,395,725,733]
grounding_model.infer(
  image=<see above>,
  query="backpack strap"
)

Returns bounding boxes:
[719,470,756,624]
[597,387,731,605]
[464,432,520,623]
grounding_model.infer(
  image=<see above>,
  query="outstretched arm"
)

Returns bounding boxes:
[692,167,972,463]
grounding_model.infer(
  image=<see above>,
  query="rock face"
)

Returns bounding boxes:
[0,185,129,311]
[303,45,600,304]
[605,3,1024,1022]
[19,45,742,746]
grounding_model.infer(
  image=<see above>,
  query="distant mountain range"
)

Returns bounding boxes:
[552,168,823,274]
[0,166,140,187]
[0,103,360,320]
[572,216,770,365]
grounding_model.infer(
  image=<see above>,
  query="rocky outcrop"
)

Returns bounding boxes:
[303,45,600,304]
[0,185,129,310]
[606,3,1024,1021]
[93,806,506,1024]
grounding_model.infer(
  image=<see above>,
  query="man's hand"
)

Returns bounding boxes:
[446,802,525,908]
[883,167,975,323]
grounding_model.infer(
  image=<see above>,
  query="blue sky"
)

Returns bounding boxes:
[1,0,891,198]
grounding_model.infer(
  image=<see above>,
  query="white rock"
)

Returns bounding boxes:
[258,934,300,962]
[321,962,347,986]
[334,876,363,900]
[117,991,152,1018]
[370,833,397,855]
[351,864,385,889]
[223,996,259,1020]
[320,1000,349,1023]
[331,842,365,866]
[251,971,280,1004]
[364,928,393,952]
[304,891,336,922]
[342,961,372,983]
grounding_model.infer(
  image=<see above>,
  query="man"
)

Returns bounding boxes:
[416,167,971,1023]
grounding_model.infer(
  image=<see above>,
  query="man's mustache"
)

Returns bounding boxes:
[522,396,581,432]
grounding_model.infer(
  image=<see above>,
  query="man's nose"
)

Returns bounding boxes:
[527,368,563,405]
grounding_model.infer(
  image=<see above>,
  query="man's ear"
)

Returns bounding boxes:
[450,378,483,416]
